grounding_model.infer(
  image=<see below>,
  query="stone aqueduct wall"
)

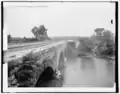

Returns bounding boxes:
[7,41,67,87]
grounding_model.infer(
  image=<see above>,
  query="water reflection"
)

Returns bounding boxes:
[79,57,95,70]
[62,55,115,87]
[36,43,115,87]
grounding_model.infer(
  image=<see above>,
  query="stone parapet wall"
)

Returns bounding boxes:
[7,47,57,87]
[5,41,66,87]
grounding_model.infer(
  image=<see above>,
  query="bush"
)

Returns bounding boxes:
[14,64,34,82]
[8,60,21,77]
[22,52,39,62]
[101,47,115,56]
[78,37,94,53]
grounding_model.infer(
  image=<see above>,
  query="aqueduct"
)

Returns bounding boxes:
[4,40,79,87]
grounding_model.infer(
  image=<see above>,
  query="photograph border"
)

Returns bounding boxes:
[1,1,118,93]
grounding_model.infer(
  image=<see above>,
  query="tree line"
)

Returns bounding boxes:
[78,28,115,57]
[8,25,50,43]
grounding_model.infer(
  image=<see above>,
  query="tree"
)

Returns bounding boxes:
[94,28,104,40]
[31,25,48,41]
[94,28,104,36]
[78,38,94,53]
[93,28,115,56]
[102,30,114,45]
[38,25,47,35]
[31,26,39,39]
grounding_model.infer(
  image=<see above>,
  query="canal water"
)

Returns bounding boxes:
[37,43,115,87]
[60,43,115,87]
[61,56,115,87]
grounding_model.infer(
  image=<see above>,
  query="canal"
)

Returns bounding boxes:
[36,42,115,87]
[61,56,115,87]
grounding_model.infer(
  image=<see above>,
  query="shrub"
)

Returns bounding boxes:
[101,47,115,56]
[22,52,38,62]
[14,63,35,86]
[8,60,21,77]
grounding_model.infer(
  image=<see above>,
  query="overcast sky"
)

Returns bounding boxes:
[4,2,115,37]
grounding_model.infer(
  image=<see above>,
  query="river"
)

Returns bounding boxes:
[37,43,115,87]
[60,43,115,87]
[61,56,115,87]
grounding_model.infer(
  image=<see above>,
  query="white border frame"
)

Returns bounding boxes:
[2,1,117,93]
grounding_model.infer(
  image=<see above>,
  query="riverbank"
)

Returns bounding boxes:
[77,51,115,61]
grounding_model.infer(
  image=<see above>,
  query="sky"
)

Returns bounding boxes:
[4,2,115,37]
